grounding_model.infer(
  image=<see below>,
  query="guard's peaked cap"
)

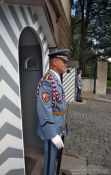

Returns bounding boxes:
[48,49,70,61]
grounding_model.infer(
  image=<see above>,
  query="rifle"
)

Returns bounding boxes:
[56,104,69,175]
[56,135,64,175]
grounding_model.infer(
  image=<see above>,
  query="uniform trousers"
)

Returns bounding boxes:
[76,87,81,101]
[44,140,58,175]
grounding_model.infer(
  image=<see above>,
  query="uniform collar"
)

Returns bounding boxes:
[49,69,61,83]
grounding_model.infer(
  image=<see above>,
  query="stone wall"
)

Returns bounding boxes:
[82,60,108,95]
[96,60,108,95]
[82,78,94,93]
[60,0,71,25]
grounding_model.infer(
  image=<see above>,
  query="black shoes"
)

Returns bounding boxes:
[76,99,82,102]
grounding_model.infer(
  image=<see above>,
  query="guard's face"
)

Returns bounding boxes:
[80,70,82,75]
[56,58,68,73]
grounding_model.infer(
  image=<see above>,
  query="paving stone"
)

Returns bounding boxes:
[63,98,111,174]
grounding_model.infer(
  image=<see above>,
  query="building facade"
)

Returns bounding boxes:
[0,0,73,174]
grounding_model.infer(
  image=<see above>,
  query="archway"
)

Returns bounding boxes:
[19,27,43,173]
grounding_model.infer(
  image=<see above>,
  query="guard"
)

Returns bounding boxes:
[36,49,69,175]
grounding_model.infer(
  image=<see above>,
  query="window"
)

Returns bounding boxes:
[24,56,39,71]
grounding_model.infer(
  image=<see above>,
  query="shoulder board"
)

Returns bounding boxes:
[43,74,51,81]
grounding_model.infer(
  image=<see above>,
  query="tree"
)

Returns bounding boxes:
[71,0,111,73]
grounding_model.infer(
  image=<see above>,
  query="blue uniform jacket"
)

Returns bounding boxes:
[37,70,67,141]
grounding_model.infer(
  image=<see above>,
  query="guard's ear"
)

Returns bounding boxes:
[53,58,58,66]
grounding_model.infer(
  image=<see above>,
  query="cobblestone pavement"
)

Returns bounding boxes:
[63,98,111,175]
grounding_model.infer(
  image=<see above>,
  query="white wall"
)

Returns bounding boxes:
[0,3,49,174]
[63,68,75,102]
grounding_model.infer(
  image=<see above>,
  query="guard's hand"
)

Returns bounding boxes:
[51,135,64,149]
[79,87,82,90]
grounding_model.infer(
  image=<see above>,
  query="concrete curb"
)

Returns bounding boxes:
[81,92,111,103]
[82,96,111,103]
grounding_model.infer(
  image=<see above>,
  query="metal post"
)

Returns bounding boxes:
[93,61,97,94]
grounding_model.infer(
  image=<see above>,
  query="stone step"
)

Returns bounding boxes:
[61,155,87,175]
[24,146,43,175]
[31,156,43,175]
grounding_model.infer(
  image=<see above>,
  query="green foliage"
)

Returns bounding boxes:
[71,16,80,60]
[71,0,111,69]
[71,15,97,68]
[107,80,111,87]
[107,63,111,80]
[84,66,94,78]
